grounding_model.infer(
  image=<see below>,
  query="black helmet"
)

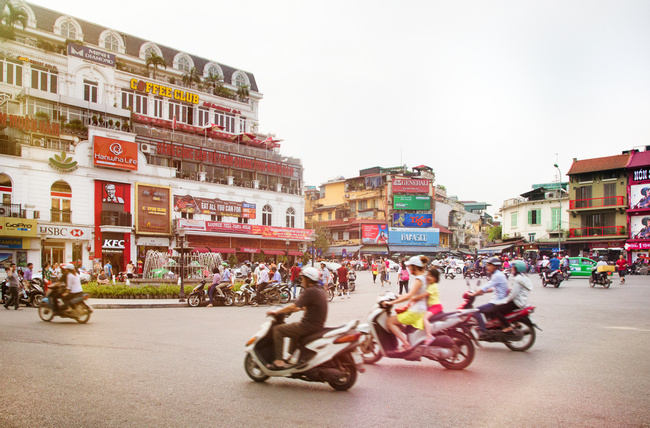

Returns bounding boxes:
[486,256,502,266]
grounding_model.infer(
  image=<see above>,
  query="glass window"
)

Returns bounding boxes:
[603,183,617,206]
[198,108,209,126]
[239,117,246,133]
[144,47,157,59]
[105,34,119,52]
[511,212,517,228]
[84,81,98,103]
[153,98,163,118]
[286,207,295,228]
[60,21,77,39]
[177,56,190,72]
[214,112,235,133]
[207,66,220,77]
[3,60,22,86]
[262,205,272,226]
[234,73,247,87]
[575,186,592,208]
[51,181,72,223]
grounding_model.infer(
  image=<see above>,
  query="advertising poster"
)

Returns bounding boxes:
[392,213,433,228]
[101,182,127,205]
[135,184,172,235]
[93,136,138,171]
[174,195,256,219]
[392,179,429,194]
[388,227,440,246]
[630,184,650,210]
[361,224,389,244]
[630,215,650,239]
[393,195,431,210]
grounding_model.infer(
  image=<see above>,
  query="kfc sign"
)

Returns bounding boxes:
[103,239,125,249]
[94,136,138,171]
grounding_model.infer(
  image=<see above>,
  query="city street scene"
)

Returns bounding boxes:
[1,0,650,427]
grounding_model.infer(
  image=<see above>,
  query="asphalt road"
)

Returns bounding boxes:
[1,271,649,427]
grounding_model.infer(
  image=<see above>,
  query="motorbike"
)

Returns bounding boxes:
[188,279,235,307]
[38,287,93,323]
[234,281,283,306]
[460,281,540,352]
[244,312,365,391]
[357,293,477,370]
[560,266,571,281]
[541,267,563,288]
[444,266,456,280]
[589,266,614,288]
[1,279,44,307]
[348,270,356,292]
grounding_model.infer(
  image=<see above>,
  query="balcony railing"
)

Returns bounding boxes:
[51,209,72,223]
[0,204,27,218]
[100,211,132,227]
[569,196,625,209]
[569,226,626,238]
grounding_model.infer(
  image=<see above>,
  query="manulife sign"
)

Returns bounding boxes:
[393,195,431,210]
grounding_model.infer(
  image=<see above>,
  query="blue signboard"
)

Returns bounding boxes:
[392,213,433,228]
[0,238,23,249]
[388,228,439,246]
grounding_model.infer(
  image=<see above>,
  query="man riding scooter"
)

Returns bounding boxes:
[543,253,561,282]
[469,257,510,339]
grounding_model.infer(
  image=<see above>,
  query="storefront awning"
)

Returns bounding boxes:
[389,245,444,254]
[477,243,515,255]
[288,250,304,256]
[210,247,236,253]
[328,245,362,256]
[360,245,389,255]
[263,249,286,255]
[192,247,210,253]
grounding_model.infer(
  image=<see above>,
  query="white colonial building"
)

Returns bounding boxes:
[0,1,308,274]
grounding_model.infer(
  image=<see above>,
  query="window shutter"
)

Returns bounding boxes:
[528,210,532,225]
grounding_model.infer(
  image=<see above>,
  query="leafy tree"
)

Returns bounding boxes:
[2,2,27,28]
[237,84,250,101]
[145,53,167,80]
[314,224,331,254]
[487,225,502,242]
[204,72,224,94]
[182,67,201,89]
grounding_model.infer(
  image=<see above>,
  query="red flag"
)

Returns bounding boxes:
[173,115,177,130]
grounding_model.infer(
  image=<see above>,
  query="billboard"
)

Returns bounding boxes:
[93,136,138,171]
[392,213,433,228]
[175,219,313,240]
[630,215,650,239]
[135,184,172,235]
[361,224,389,245]
[0,218,37,237]
[388,227,440,246]
[174,195,256,218]
[630,184,650,210]
[393,195,431,210]
[68,42,116,67]
[392,179,429,194]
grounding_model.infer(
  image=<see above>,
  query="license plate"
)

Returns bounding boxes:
[352,350,363,365]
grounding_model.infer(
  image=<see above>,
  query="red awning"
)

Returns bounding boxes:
[192,247,210,253]
[209,247,236,253]
[288,251,304,256]
[239,247,261,253]
[262,249,286,255]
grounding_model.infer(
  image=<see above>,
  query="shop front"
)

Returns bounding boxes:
[38,224,93,269]
[0,217,38,270]
[94,180,133,275]
[626,151,650,262]
[566,240,625,259]
[136,236,171,274]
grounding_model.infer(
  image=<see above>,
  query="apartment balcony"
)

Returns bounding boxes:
[100,211,132,227]
[51,209,72,223]
[569,196,626,210]
[568,226,626,238]
[0,204,27,218]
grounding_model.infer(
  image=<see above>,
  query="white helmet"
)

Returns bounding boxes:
[301,266,320,282]
[405,256,424,267]
[61,263,75,270]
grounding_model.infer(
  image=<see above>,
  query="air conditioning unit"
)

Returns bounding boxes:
[140,143,155,154]
[344,193,349,198]
[0,207,6,216]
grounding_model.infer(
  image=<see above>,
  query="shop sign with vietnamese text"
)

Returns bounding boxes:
[135,184,172,235]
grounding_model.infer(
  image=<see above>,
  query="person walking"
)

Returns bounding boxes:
[379,260,387,287]
[397,260,410,294]
[337,263,350,299]
[616,255,628,284]
[4,264,22,310]
[384,258,392,285]
[371,261,378,283]
[104,260,113,280]
[290,262,302,299]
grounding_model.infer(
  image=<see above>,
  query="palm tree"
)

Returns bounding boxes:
[182,67,201,89]
[204,72,224,94]
[145,53,167,80]
[237,84,250,101]
[3,3,27,28]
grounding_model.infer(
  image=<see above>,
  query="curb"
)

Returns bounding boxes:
[91,303,188,309]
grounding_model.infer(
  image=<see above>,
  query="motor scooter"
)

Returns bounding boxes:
[589,265,614,288]
[38,285,93,323]
[541,267,563,288]
[188,279,235,306]
[244,312,364,390]
[357,293,477,370]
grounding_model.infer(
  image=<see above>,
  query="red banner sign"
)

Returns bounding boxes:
[94,136,138,171]
[174,195,256,219]
[251,225,314,241]
[392,179,430,194]
[206,221,253,233]
[176,219,313,241]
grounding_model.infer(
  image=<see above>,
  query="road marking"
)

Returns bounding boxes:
[605,327,650,332]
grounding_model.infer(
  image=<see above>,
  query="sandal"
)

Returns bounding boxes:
[395,345,412,353]
[266,362,288,371]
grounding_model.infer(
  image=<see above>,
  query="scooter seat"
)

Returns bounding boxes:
[299,327,339,346]
[430,311,454,322]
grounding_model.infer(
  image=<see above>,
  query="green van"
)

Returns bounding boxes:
[568,257,596,277]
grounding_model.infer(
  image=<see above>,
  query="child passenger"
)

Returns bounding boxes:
[415,267,443,345]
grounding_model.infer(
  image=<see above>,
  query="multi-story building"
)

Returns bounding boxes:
[625,148,650,262]
[565,153,630,259]
[305,165,440,259]
[499,183,569,258]
[0,1,309,274]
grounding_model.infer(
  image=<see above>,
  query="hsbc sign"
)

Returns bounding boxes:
[39,225,92,240]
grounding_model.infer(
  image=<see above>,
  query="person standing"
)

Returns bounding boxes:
[104,260,113,280]
[616,255,628,285]
[337,263,350,299]
[3,264,21,310]
[371,261,378,283]
[379,260,387,287]
[290,262,302,299]
[252,264,269,306]
[397,260,410,294]
[126,261,135,279]
[384,258,392,285]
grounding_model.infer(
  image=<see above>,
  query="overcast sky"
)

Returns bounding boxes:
[30,0,650,216]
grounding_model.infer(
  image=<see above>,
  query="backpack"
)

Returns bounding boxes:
[400,268,409,281]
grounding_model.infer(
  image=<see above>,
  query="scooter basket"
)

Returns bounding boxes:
[596,265,615,273]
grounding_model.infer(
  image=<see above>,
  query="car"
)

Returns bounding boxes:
[568,257,596,277]
[386,260,400,272]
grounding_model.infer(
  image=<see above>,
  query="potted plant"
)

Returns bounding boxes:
[108,119,114,128]
[92,115,98,126]
[115,120,121,130]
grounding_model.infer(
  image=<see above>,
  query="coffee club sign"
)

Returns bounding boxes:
[130,78,199,104]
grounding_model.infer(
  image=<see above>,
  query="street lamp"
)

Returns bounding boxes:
[554,163,562,255]
[177,228,186,302]
[285,240,290,266]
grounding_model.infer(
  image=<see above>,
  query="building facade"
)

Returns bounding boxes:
[625,149,650,262]
[0,1,309,274]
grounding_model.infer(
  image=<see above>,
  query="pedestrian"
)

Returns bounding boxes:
[126,261,135,279]
[290,262,302,298]
[371,261,378,283]
[616,255,628,284]
[252,264,269,306]
[379,260,387,287]
[384,258,392,285]
[104,260,113,280]
[337,263,350,299]
[397,260,410,294]
[4,264,21,310]
[53,262,61,280]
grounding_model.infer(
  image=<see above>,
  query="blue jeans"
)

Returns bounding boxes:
[291,280,299,298]
[474,302,497,331]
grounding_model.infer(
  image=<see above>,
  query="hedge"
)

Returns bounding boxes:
[82,280,247,298]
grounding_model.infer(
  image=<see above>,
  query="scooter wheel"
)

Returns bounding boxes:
[359,334,382,364]
[31,293,44,307]
[504,319,536,352]
[589,278,595,288]
[75,305,91,324]
[328,360,357,391]
[234,292,248,307]
[187,294,201,307]
[542,280,547,288]
[438,330,475,370]
[38,304,54,322]
[605,279,611,289]
[554,282,561,288]
[244,354,269,382]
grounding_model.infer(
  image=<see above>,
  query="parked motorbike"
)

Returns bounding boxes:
[1,279,44,307]
[38,287,93,323]
[589,267,613,288]
[357,293,477,370]
[460,281,540,352]
[541,267,563,288]
[348,270,356,292]
[244,312,364,390]
[188,279,235,307]
[235,282,283,306]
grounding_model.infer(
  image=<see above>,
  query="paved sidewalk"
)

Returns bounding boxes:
[88,298,188,309]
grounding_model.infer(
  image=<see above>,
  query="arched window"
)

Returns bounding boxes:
[104,34,119,52]
[262,205,272,226]
[145,46,157,59]
[204,63,223,78]
[286,207,295,228]
[0,173,12,205]
[177,56,191,73]
[233,71,248,87]
[60,21,76,39]
[51,181,71,223]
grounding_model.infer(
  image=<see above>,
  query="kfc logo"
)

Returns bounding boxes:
[103,239,125,249]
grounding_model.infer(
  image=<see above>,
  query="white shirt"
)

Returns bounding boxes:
[66,273,83,294]
[258,268,269,284]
